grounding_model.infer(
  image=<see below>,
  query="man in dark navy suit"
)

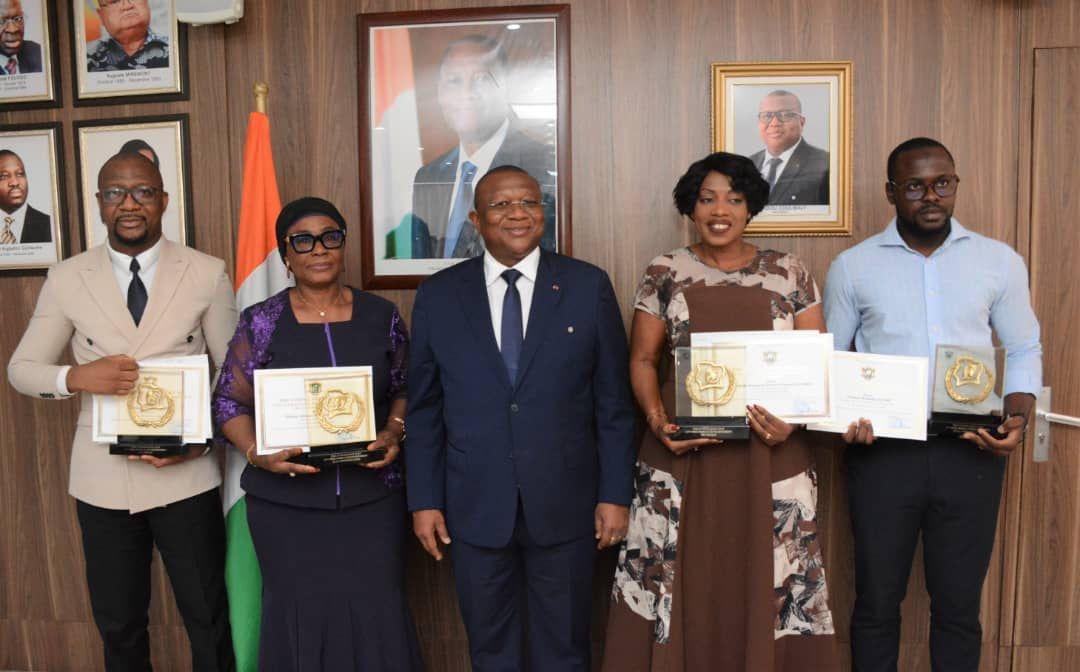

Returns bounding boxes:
[0,0,42,74]
[406,166,636,671]
[748,90,830,206]
[0,150,51,244]
[406,35,556,259]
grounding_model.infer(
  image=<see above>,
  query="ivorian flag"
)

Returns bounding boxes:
[371,27,422,259]
[224,109,288,672]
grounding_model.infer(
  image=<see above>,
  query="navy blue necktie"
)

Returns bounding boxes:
[128,258,148,326]
[766,157,783,187]
[500,269,523,383]
[444,161,478,257]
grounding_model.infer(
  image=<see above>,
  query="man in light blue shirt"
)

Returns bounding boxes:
[824,137,1041,672]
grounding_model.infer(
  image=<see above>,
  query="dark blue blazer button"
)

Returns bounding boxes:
[510,403,519,413]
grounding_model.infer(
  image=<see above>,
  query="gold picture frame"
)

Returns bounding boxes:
[711,61,852,236]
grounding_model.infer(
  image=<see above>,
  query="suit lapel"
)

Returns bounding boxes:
[131,241,187,355]
[79,244,138,341]
[457,258,513,390]
[514,252,562,388]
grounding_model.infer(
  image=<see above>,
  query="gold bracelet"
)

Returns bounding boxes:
[389,415,406,429]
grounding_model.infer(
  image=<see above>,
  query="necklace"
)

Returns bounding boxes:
[295,286,343,319]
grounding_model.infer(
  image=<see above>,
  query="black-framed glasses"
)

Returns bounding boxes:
[888,175,960,201]
[285,229,346,254]
[757,110,802,123]
[98,186,162,205]
[487,199,542,211]
[0,15,24,28]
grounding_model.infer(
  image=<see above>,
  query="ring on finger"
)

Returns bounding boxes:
[765,432,772,441]
[288,472,296,478]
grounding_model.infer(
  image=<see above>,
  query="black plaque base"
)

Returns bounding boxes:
[288,442,386,466]
[928,412,1005,440]
[672,417,750,441]
[109,434,188,456]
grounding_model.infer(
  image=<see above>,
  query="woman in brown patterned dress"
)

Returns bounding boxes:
[601,152,839,671]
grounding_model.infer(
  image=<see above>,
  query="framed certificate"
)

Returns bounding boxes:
[690,330,833,423]
[92,354,211,452]
[254,366,379,464]
[929,344,1006,438]
[809,352,929,441]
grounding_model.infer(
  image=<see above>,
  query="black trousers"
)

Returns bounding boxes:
[76,488,234,672]
[846,436,1006,672]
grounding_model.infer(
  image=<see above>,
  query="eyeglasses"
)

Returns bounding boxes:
[487,199,543,211]
[0,16,24,28]
[888,175,960,201]
[99,186,162,205]
[285,229,346,254]
[757,110,802,123]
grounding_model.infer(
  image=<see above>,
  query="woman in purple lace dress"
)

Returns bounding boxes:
[212,198,423,671]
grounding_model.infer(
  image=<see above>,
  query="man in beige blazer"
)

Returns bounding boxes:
[8,152,236,671]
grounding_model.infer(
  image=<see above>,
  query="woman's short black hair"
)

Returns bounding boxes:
[276,196,347,260]
[672,152,769,218]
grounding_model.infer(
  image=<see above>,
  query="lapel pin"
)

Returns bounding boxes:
[552,283,559,292]
[567,326,574,334]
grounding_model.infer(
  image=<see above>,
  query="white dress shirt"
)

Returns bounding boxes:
[759,137,803,184]
[56,239,165,395]
[1,203,27,242]
[484,245,540,350]
[446,118,511,225]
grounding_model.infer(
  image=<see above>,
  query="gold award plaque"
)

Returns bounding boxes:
[304,377,370,446]
[117,370,184,436]
[945,356,994,405]
[686,361,737,406]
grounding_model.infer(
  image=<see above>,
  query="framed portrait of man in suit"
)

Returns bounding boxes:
[0,123,65,271]
[0,0,60,108]
[358,5,571,289]
[73,115,193,250]
[712,61,852,236]
[70,0,187,104]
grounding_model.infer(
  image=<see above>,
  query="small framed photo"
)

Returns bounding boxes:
[0,0,61,108]
[0,123,66,272]
[74,115,192,250]
[358,4,572,289]
[71,0,187,104]
[712,61,852,236]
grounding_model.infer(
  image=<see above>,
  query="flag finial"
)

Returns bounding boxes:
[253,82,269,114]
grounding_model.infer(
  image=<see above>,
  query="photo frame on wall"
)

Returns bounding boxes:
[0,123,66,272]
[74,115,192,250]
[358,4,571,290]
[712,61,852,236]
[70,0,187,104]
[0,0,61,108]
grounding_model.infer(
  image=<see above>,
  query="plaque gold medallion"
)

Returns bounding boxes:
[944,356,994,404]
[686,361,737,406]
[126,376,177,428]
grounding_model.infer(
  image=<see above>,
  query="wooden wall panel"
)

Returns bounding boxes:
[5,0,1077,670]
[1012,47,1080,665]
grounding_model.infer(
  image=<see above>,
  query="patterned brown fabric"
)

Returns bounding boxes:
[601,247,838,672]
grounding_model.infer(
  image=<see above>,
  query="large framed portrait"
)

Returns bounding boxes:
[70,0,187,104]
[73,115,192,250]
[0,0,60,108]
[712,61,852,236]
[358,4,571,290]
[0,123,65,272]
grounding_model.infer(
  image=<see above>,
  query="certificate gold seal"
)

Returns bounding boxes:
[945,356,994,404]
[126,376,176,428]
[685,361,736,406]
[311,384,366,436]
